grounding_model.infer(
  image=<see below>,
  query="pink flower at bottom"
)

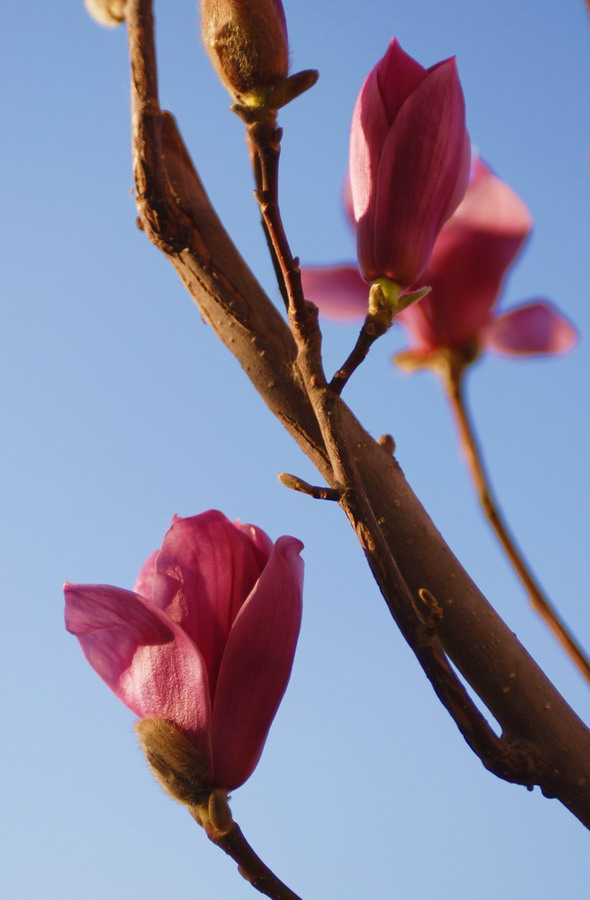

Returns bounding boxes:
[64,511,304,791]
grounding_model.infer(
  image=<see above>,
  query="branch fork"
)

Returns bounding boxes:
[125,0,590,856]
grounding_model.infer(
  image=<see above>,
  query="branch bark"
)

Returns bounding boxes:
[126,0,590,829]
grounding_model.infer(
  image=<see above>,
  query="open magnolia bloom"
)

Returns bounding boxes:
[302,160,576,362]
[65,511,304,793]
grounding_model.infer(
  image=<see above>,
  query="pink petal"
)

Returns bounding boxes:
[438,129,472,227]
[210,536,304,790]
[371,58,469,285]
[301,265,369,320]
[349,74,388,229]
[484,302,577,356]
[133,550,158,600]
[349,40,427,224]
[64,583,212,761]
[343,174,355,229]
[398,222,528,351]
[151,512,269,695]
[374,38,428,124]
[452,161,532,235]
[234,521,274,559]
[396,159,534,352]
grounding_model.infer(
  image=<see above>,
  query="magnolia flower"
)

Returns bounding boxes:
[65,511,304,792]
[350,38,470,288]
[396,160,576,358]
[302,161,576,359]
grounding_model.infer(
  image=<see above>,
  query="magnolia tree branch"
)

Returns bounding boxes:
[126,0,590,828]
[244,112,526,784]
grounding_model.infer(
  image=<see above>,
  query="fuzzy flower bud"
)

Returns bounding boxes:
[84,0,126,27]
[135,718,212,807]
[201,0,289,103]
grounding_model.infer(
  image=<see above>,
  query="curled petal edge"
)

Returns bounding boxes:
[484,301,577,357]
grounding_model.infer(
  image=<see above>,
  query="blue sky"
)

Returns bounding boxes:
[1,2,589,898]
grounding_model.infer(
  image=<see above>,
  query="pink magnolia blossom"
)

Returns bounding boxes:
[64,511,304,791]
[302,162,576,359]
[397,161,576,356]
[350,38,470,287]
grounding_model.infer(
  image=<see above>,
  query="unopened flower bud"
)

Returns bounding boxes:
[201,0,289,103]
[135,718,212,807]
[84,0,126,27]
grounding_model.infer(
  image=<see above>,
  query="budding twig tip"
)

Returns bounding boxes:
[278,473,340,501]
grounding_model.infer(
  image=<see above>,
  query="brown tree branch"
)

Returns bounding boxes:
[126,0,590,829]
[245,117,531,786]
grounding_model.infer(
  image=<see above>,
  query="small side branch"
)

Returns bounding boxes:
[442,360,590,686]
[247,120,319,341]
[330,317,384,395]
[278,472,341,500]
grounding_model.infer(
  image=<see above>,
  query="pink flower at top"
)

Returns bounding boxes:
[64,511,304,792]
[350,38,470,288]
[302,161,576,359]
[397,160,576,357]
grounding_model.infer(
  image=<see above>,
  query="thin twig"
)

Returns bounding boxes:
[442,360,590,685]
[246,130,290,311]
[330,318,383,394]
[188,810,302,900]
[246,120,325,369]
[278,472,340,500]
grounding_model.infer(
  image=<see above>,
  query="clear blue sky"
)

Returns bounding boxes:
[1,2,589,898]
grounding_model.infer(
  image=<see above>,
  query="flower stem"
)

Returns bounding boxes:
[246,118,321,348]
[442,360,590,685]
[330,319,382,394]
[190,810,302,900]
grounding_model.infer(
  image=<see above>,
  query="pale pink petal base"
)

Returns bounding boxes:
[210,537,304,790]
[484,302,577,356]
[64,583,212,762]
[301,265,368,321]
[133,550,158,600]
